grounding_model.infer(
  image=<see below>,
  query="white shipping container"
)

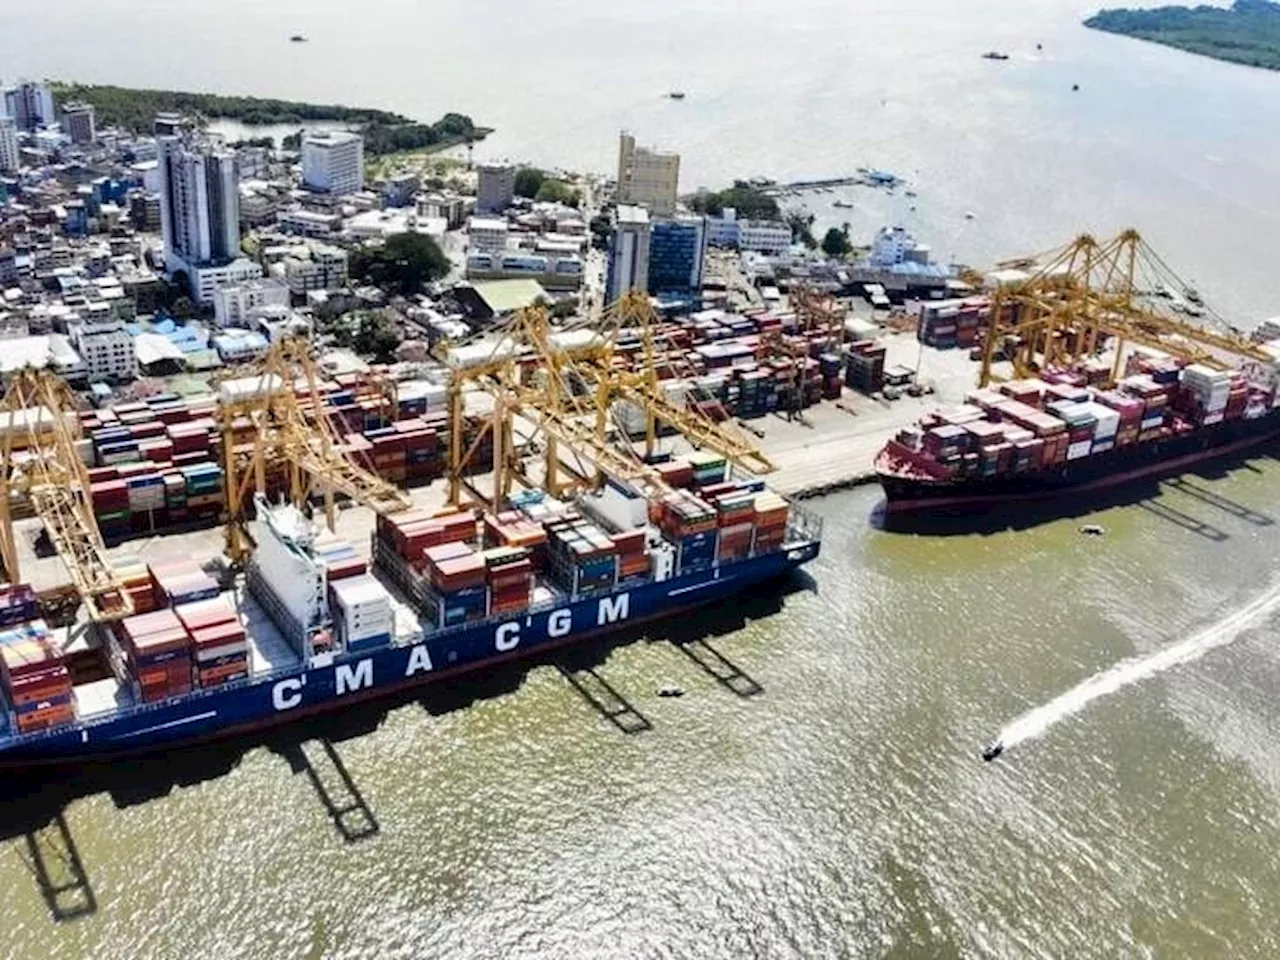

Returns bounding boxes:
[1203,412,1225,425]
[196,641,250,661]
[1067,441,1093,460]
[1141,415,1165,430]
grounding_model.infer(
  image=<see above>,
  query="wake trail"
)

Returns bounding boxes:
[992,582,1280,754]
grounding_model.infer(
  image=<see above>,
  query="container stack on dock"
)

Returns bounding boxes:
[113,556,159,614]
[115,609,194,702]
[917,298,989,349]
[845,340,887,394]
[329,576,394,651]
[0,619,74,733]
[175,596,250,687]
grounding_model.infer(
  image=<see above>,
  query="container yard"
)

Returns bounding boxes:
[0,295,826,765]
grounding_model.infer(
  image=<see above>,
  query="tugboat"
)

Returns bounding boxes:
[668,91,686,100]
[982,51,1010,61]
[290,34,308,42]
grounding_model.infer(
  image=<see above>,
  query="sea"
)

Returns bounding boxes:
[6,1,1280,957]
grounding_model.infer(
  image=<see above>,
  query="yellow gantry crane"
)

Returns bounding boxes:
[0,369,132,621]
[216,337,412,565]
[978,229,1274,387]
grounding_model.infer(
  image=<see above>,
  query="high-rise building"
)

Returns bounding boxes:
[0,117,18,174]
[605,205,651,304]
[157,136,241,276]
[476,164,516,214]
[61,102,96,144]
[616,132,679,218]
[154,113,184,137]
[301,130,364,196]
[648,215,707,294]
[2,81,56,133]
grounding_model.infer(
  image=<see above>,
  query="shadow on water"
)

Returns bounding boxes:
[269,738,380,843]
[17,813,96,922]
[0,568,814,903]
[871,457,1275,539]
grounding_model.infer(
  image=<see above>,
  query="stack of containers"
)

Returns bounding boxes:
[175,596,250,688]
[655,491,718,573]
[312,532,368,582]
[708,486,756,564]
[329,576,395,651]
[845,340,887,394]
[367,428,407,483]
[422,542,488,627]
[182,464,225,517]
[611,530,650,585]
[1178,364,1234,426]
[753,492,791,553]
[483,547,534,616]
[1119,375,1172,439]
[400,417,444,483]
[735,369,775,418]
[1077,401,1120,455]
[89,476,131,540]
[116,610,194,702]
[126,472,166,518]
[1046,401,1098,461]
[150,561,221,606]
[684,450,727,487]
[113,556,158,614]
[0,585,40,627]
[917,302,958,348]
[1095,391,1144,447]
[654,459,695,489]
[378,510,478,571]
[546,518,618,597]
[0,620,75,734]
[819,353,843,401]
[483,511,549,568]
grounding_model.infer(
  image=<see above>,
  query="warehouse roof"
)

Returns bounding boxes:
[470,279,549,315]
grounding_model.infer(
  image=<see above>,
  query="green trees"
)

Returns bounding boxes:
[49,83,484,156]
[349,233,451,296]
[821,226,853,259]
[689,183,781,221]
[534,179,581,207]
[788,212,818,250]
[1086,1,1280,71]
[514,168,546,199]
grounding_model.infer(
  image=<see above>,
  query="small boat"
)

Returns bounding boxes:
[668,91,686,100]
[964,211,977,220]
[982,741,1004,762]
[833,199,854,209]
[658,685,685,698]
[1185,286,1203,305]
[982,51,1010,61]
[1072,83,1080,92]
[904,189,917,198]
[289,34,308,42]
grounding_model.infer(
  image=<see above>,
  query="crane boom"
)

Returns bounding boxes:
[0,370,131,621]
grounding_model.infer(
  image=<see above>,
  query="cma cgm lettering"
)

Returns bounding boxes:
[0,535,821,768]
[271,593,633,714]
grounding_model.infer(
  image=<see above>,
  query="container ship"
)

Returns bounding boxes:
[878,299,1280,516]
[0,304,821,768]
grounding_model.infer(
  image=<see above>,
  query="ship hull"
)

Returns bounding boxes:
[879,412,1280,516]
[0,543,819,767]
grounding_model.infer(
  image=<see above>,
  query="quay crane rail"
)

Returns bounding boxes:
[216,337,412,565]
[978,229,1274,388]
[0,369,132,621]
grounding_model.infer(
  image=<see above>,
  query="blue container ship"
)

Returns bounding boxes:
[0,502,822,768]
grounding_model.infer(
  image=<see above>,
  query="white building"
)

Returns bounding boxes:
[301,130,364,196]
[188,258,264,305]
[468,216,510,254]
[157,137,241,282]
[274,244,349,297]
[605,204,651,303]
[616,132,679,218]
[71,319,136,381]
[213,277,291,327]
[737,219,792,255]
[0,117,18,174]
[868,225,930,267]
[276,208,342,238]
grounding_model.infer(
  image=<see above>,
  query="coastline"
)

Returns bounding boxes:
[1085,2,1280,73]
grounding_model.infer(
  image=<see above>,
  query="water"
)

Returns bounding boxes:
[8,2,1280,956]
[995,578,1280,756]
[9,0,1280,320]
[6,463,1280,958]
